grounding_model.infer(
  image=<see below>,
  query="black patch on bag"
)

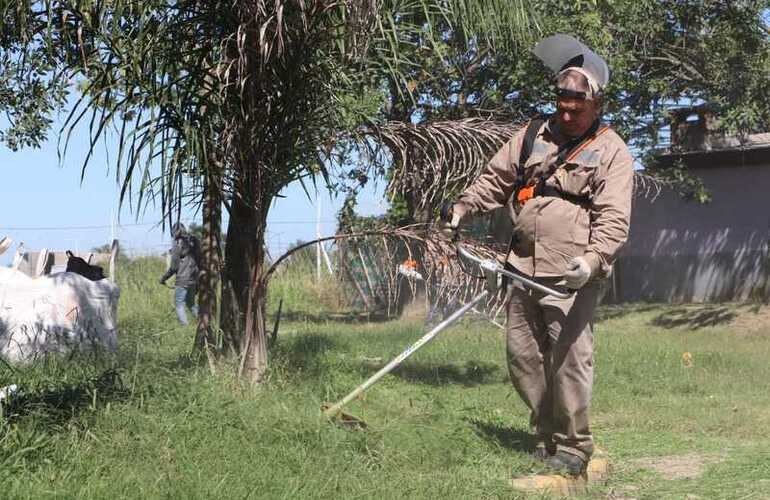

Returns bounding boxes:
[66,251,106,281]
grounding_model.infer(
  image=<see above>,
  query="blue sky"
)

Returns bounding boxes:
[0,113,387,265]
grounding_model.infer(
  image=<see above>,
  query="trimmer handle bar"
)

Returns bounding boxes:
[456,242,573,300]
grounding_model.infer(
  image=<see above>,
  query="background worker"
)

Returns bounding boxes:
[159,222,201,326]
[445,34,634,475]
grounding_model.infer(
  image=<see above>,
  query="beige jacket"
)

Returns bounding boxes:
[457,119,634,278]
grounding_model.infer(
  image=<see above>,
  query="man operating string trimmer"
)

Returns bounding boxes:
[443,34,634,476]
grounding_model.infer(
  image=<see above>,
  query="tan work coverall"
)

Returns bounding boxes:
[457,119,633,460]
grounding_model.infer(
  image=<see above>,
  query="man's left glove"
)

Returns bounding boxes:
[564,256,592,289]
[159,277,166,286]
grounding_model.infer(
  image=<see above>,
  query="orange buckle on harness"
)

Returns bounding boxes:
[517,185,536,205]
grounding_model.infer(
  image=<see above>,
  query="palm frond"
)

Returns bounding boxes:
[369,117,524,212]
[366,116,666,213]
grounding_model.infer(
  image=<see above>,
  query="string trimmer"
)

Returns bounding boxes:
[322,224,571,427]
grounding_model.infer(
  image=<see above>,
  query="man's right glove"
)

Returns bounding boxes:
[440,201,469,239]
[159,277,167,286]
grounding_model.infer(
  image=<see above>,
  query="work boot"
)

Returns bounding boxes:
[544,451,587,476]
[533,439,555,461]
[533,446,550,461]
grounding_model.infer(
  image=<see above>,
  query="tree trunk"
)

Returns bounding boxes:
[240,252,268,382]
[194,173,221,367]
[221,197,253,353]
[220,194,269,382]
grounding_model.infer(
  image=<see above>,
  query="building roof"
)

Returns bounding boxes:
[656,132,770,168]
[664,132,770,156]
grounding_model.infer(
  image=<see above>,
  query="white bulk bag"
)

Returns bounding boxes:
[0,268,120,362]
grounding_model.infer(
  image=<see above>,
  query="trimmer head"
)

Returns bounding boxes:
[322,403,368,429]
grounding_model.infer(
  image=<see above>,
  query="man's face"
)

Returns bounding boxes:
[555,96,600,139]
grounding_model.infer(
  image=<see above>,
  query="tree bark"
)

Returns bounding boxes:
[195,172,222,368]
[240,249,268,382]
[221,196,254,352]
[220,193,269,382]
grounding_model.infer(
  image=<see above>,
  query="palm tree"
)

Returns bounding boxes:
[1,0,537,382]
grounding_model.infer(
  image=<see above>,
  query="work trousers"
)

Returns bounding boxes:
[505,278,600,461]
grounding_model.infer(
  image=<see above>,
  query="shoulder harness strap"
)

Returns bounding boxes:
[511,116,547,198]
[516,119,609,207]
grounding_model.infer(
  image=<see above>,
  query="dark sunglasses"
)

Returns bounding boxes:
[555,87,588,100]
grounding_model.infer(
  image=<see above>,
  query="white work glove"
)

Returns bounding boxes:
[564,256,592,289]
[441,203,468,239]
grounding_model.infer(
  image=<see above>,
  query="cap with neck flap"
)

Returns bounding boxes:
[533,34,609,99]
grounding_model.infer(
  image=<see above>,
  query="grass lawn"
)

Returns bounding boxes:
[0,257,768,499]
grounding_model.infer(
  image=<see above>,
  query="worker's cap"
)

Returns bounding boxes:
[533,34,609,100]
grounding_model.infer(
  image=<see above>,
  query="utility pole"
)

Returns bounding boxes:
[316,187,322,282]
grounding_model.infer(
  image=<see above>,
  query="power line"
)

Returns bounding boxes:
[269,220,337,225]
[0,223,157,231]
[0,219,338,231]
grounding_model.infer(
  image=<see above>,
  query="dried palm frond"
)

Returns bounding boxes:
[373,118,525,213]
[367,117,667,212]
[345,117,668,318]
[633,170,666,201]
[268,224,509,321]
